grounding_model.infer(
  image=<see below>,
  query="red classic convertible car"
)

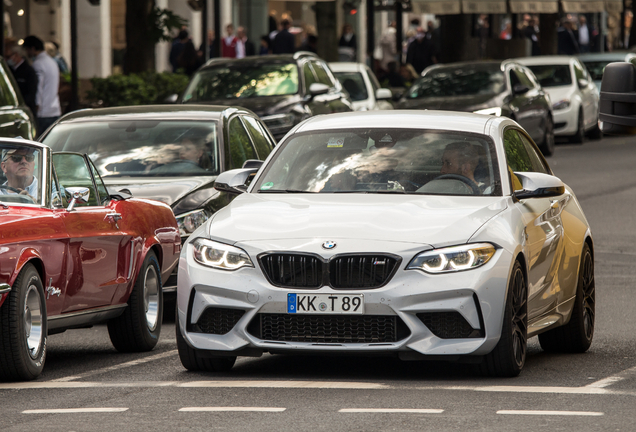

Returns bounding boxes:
[0,139,180,381]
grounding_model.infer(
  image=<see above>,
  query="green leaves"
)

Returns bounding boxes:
[148,7,189,44]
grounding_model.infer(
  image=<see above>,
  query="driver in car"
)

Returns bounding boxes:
[440,141,482,190]
[0,148,38,200]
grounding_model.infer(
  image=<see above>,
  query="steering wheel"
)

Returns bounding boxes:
[433,174,480,195]
[0,186,21,194]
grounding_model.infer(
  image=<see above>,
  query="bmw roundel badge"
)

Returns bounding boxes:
[322,241,337,250]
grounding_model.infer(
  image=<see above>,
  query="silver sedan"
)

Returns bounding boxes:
[176,110,595,377]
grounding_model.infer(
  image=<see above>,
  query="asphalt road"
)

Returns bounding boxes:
[2,134,636,431]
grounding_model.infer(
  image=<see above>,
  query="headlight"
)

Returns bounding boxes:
[176,209,210,237]
[192,238,254,270]
[261,113,296,129]
[473,107,502,116]
[552,99,571,110]
[407,243,496,274]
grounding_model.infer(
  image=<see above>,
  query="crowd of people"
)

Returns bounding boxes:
[4,35,64,136]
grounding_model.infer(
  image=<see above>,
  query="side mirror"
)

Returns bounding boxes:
[578,78,589,89]
[163,94,179,104]
[214,167,260,195]
[599,62,636,135]
[513,172,565,199]
[375,88,392,101]
[308,82,330,97]
[512,84,530,95]
[65,187,90,211]
[242,159,264,169]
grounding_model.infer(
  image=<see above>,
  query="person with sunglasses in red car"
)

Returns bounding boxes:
[0,147,38,201]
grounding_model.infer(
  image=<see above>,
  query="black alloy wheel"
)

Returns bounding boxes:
[539,116,555,156]
[570,109,585,144]
[538,243,595,353]
[481,260,527,377]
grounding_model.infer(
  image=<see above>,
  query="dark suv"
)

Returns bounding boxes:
[179,52,353,141]
[0,57,36,139]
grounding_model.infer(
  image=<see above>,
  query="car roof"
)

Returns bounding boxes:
[294,110,501,135]
[199,52,318,71]
[514,55,576,65]
[54,105,256,123]
[328,62,365,73]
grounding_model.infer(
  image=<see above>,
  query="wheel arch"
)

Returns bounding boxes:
[12,249,46,287]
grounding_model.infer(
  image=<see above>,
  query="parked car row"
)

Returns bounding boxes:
[0,51,604,381]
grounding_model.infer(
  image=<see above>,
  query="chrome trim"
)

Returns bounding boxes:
[0,283,11,295]
[47,304,127,321]
[128,241,135,280]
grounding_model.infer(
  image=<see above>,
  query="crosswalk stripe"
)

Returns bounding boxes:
[179,407,286,412]
[23,408,128,414]
[497,410,604,416]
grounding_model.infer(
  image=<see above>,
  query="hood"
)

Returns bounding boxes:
[397,94,502,112]
[543,85,574,104]
[103,176,217,214]
[187,94,301,117]
[207,194,508,247]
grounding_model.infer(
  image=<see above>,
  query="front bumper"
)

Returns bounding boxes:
[177,242,514,359]
[552,104,578,136]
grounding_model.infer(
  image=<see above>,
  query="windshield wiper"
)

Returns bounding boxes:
[257,189,316,193]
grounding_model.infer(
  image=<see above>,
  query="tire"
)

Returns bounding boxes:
[108,251,162,352]
[176,305,236,372]
[538,116,555,156]
[480,261,527,377]
[588,122,603,140]
[569,109,585,144]
[538,243,594,353]
[0,264,47,381]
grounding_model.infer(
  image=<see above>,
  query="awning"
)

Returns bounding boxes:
[411,0,461,14]
[509,0,559,13]
[461,0,507,14]
[604,0,624,13]
[561,0,605,12]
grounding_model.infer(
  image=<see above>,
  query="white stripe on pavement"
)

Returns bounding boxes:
[339,408,444,414]
[179,380,387,389]
[586,364,636,388]
[51,350,178,382]
[179,407,286,412]
[23,408,128,414]
[497,410,604,416]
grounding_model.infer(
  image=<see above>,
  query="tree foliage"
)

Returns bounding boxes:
[86,72,190,107]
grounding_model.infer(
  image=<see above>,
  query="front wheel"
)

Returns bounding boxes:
[538,116,555,156]
[480,260,527,377]
[108,251,163,352]
[570,109,585,144]
[176,306,236,372]
[0,264,47,381]
[538,243,594,353]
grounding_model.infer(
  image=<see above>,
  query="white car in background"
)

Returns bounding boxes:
[515,56,600,143]
[329,62,393,111]
[577,51,636,92]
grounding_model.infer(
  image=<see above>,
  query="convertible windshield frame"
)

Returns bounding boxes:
[251,128,502,197]
[0,143,47,207]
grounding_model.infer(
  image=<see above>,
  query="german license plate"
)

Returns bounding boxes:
[287,293,364,314]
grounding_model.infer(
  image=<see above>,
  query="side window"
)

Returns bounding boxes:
[503,128,535,173]
[518,134,549,174]
[573,61,586,82]
[52,153,100,207]
[242,116,274,158]
[303,63,317,90]
[509,70,520,88]
[89,158,110,205]
[228,117,256,169]
[312,61,335,87]
[367,68,381,92]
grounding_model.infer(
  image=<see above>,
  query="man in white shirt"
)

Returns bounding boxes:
[22,35,61,136]
[578,16,590,53]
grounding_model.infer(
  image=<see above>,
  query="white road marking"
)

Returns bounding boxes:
[586,364,636,388]
[179,407,286,412]
[497,410,604,416]
[51,350,178,382]
[23,408,128,414]
[467,385,610,394]
[179,380,386,389]
[339,408,444,414]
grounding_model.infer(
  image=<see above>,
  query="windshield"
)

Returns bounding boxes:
[182,62,299,102]
[333,72,369,101]
[41,120,219,177]
[408,65,505,99]
[0,143,43,205]
[526,65,572,87]
[253,129,501,196]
